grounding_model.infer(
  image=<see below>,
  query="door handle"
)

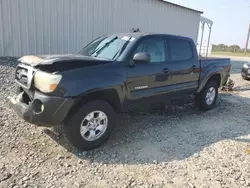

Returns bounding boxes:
[192,65,196,71]
[163,68,169,74]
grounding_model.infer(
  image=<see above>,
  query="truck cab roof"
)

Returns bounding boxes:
[106,32,193,41]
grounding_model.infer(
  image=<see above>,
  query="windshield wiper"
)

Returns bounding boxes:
[111,37,132,60]
[91,36,118,56]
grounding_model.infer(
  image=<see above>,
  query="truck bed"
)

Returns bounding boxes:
[199,57,231,66]
[198,57,231,88]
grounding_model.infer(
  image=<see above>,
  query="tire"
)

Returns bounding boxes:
[195,81,219,111]
[64,100,116,151]
[242,76,250,81]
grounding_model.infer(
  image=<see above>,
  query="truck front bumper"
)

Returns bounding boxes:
[9,91,75,127]
[241,67,250,79]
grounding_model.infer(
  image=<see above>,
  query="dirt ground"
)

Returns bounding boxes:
[1,57,250,188]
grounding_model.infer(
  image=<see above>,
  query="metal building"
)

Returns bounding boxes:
[0,0,203,56]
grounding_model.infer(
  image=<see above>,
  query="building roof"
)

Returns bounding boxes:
[158,0,203,14]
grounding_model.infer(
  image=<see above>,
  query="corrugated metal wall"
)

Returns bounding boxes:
[0,0,201,56]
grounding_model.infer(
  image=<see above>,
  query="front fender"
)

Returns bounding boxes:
[61,66,127,105]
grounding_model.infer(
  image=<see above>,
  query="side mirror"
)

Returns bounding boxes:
[133,52,151,63]
[130,53,151,67]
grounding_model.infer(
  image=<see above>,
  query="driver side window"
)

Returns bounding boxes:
[134,38,166,64]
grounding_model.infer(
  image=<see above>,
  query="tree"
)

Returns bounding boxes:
[212,44,245,53]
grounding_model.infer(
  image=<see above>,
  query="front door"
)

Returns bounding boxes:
[126,36,171,104]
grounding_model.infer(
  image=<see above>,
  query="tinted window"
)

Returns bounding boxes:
[134,43,144,54]
[134,38,166,63]
[169,39,193,61]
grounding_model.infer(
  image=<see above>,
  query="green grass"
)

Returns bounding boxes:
[212,51,250,57]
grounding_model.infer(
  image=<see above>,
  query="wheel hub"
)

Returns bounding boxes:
[80,111,108,141]
[205,87,216,105]
[88,120,98,129]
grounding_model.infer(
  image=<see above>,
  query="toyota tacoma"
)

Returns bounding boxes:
[9,33,231,150]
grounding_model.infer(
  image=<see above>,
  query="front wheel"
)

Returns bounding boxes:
[196,81,219,110]
[64,100,116,151]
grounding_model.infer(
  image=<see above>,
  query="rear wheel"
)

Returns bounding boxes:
[64,100,116,151]
[196,81,218,110]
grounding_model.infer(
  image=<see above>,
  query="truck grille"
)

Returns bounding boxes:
[15,64,36,88]
[16,66,28,85]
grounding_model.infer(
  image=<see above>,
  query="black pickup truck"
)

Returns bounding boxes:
[9,33,231,150]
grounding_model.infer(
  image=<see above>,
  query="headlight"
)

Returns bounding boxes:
[243,63,248,69]
[34,71,62,93]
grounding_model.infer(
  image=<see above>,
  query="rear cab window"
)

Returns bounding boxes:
[169,38,193,61]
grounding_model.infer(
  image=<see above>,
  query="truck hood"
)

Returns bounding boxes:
[18,54,111,67]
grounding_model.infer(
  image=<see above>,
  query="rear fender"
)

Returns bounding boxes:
[197,68,222,93]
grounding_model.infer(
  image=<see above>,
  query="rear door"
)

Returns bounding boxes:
[126,36,171,103]
[166,36,200,96]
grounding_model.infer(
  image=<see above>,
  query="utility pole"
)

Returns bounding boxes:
[199,22,205,56]
[244,23,250,55]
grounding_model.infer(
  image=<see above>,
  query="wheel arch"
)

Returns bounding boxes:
[198,73,221,93]
[64,88,122,125]
[207,74,221,87]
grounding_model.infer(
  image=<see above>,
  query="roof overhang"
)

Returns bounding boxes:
[200,16,213,26]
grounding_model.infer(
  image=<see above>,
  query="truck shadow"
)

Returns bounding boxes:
[44,92,250,165]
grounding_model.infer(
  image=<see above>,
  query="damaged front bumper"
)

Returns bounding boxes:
[9,91,75,127]
[241,67,250,79]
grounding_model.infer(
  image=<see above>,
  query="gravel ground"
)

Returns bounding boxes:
[1,57,250,188]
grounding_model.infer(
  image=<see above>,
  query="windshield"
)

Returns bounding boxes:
[79,36,135,60]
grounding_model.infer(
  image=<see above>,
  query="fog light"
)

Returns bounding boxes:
[31,99,44,114]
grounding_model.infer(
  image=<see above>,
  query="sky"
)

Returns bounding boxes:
[169,0,250,48]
